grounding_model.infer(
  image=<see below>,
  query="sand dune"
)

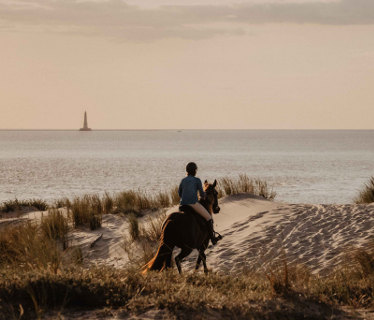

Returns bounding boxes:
[2,194,374,275]
[184,194,374,275]
[70,194,374,275]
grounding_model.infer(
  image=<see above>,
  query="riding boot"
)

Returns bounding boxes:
[206,219,221,245]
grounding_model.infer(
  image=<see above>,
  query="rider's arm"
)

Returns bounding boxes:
[197,178,205,199]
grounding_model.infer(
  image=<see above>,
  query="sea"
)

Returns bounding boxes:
[0,130,373,204]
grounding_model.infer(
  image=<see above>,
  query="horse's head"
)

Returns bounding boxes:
[204,179,220,214]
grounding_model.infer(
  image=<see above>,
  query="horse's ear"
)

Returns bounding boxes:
[213,179,217,187]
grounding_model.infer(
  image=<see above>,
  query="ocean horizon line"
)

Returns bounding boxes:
[0,128,373,132]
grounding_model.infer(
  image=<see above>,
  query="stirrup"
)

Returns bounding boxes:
[210,232,222,245]
[214,232,223,241]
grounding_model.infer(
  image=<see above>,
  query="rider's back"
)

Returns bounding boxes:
[179,175,204,205]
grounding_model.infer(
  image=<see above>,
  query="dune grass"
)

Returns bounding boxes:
[0,198,48,213]
[218,174,276,200]
[123,210,167,268]
[355,176,374,204]
[0,174,275,225]
[40,208,69,248]
[103,191,114,214]
[127,213,140,242]
[0,221,64,273]
[68,195,103,230]
[114,190,155,214]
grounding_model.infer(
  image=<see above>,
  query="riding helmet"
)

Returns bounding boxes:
[186,162,198,175]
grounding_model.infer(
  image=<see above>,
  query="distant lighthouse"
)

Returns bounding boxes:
[79,111,92,131]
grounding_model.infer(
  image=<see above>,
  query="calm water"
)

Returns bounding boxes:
[0,130,373,204]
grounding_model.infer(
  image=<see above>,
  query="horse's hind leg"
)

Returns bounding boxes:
[195,249,208,273]
[175,247,192,274]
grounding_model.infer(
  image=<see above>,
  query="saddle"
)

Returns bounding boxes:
[179,205,206,223]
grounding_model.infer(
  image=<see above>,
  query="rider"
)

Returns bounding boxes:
[178,162,221,245]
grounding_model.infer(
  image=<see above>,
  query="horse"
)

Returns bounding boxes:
[143,179,221,274]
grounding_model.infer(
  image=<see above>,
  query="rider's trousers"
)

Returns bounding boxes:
[188,202,211,221]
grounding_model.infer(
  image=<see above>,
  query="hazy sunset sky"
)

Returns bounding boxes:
[1,0,374,129]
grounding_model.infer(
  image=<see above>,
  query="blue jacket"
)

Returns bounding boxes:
[178,175,205,205]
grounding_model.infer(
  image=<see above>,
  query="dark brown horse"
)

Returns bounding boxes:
[143,180,220,274]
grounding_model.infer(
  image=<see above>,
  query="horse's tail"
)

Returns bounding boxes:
[142,221,174,274]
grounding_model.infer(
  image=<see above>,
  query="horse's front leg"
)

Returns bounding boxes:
[201,252,208,274]
[195,254,202,270]
[197,249,208,274]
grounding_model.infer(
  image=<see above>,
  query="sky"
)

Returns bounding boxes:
[1,0,374,129]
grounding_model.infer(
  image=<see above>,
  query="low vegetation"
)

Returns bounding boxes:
[127,213,140,241]
[124,210,167,268]
[114,190,157,214]
[40,208,69,248]
[1,245,374,319]
[68,195,103,230]
[218,174,277,200]
[0,221,67,273]
[63,174,275,224]
[0,175,275,224]
[355,176,374,204]
[0,198,48,213]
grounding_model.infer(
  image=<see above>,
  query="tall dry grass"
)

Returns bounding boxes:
[218,174,276,200]
[114,189,178,214]
[69,195,103,230]
[355,176,374,204]
[114,190,153,214]
[123,210,167,268]
[128,213,140,241]
[0,222,63,273]
[103,191,114,214]
[40,208,69,249]
[170,185,180,205]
